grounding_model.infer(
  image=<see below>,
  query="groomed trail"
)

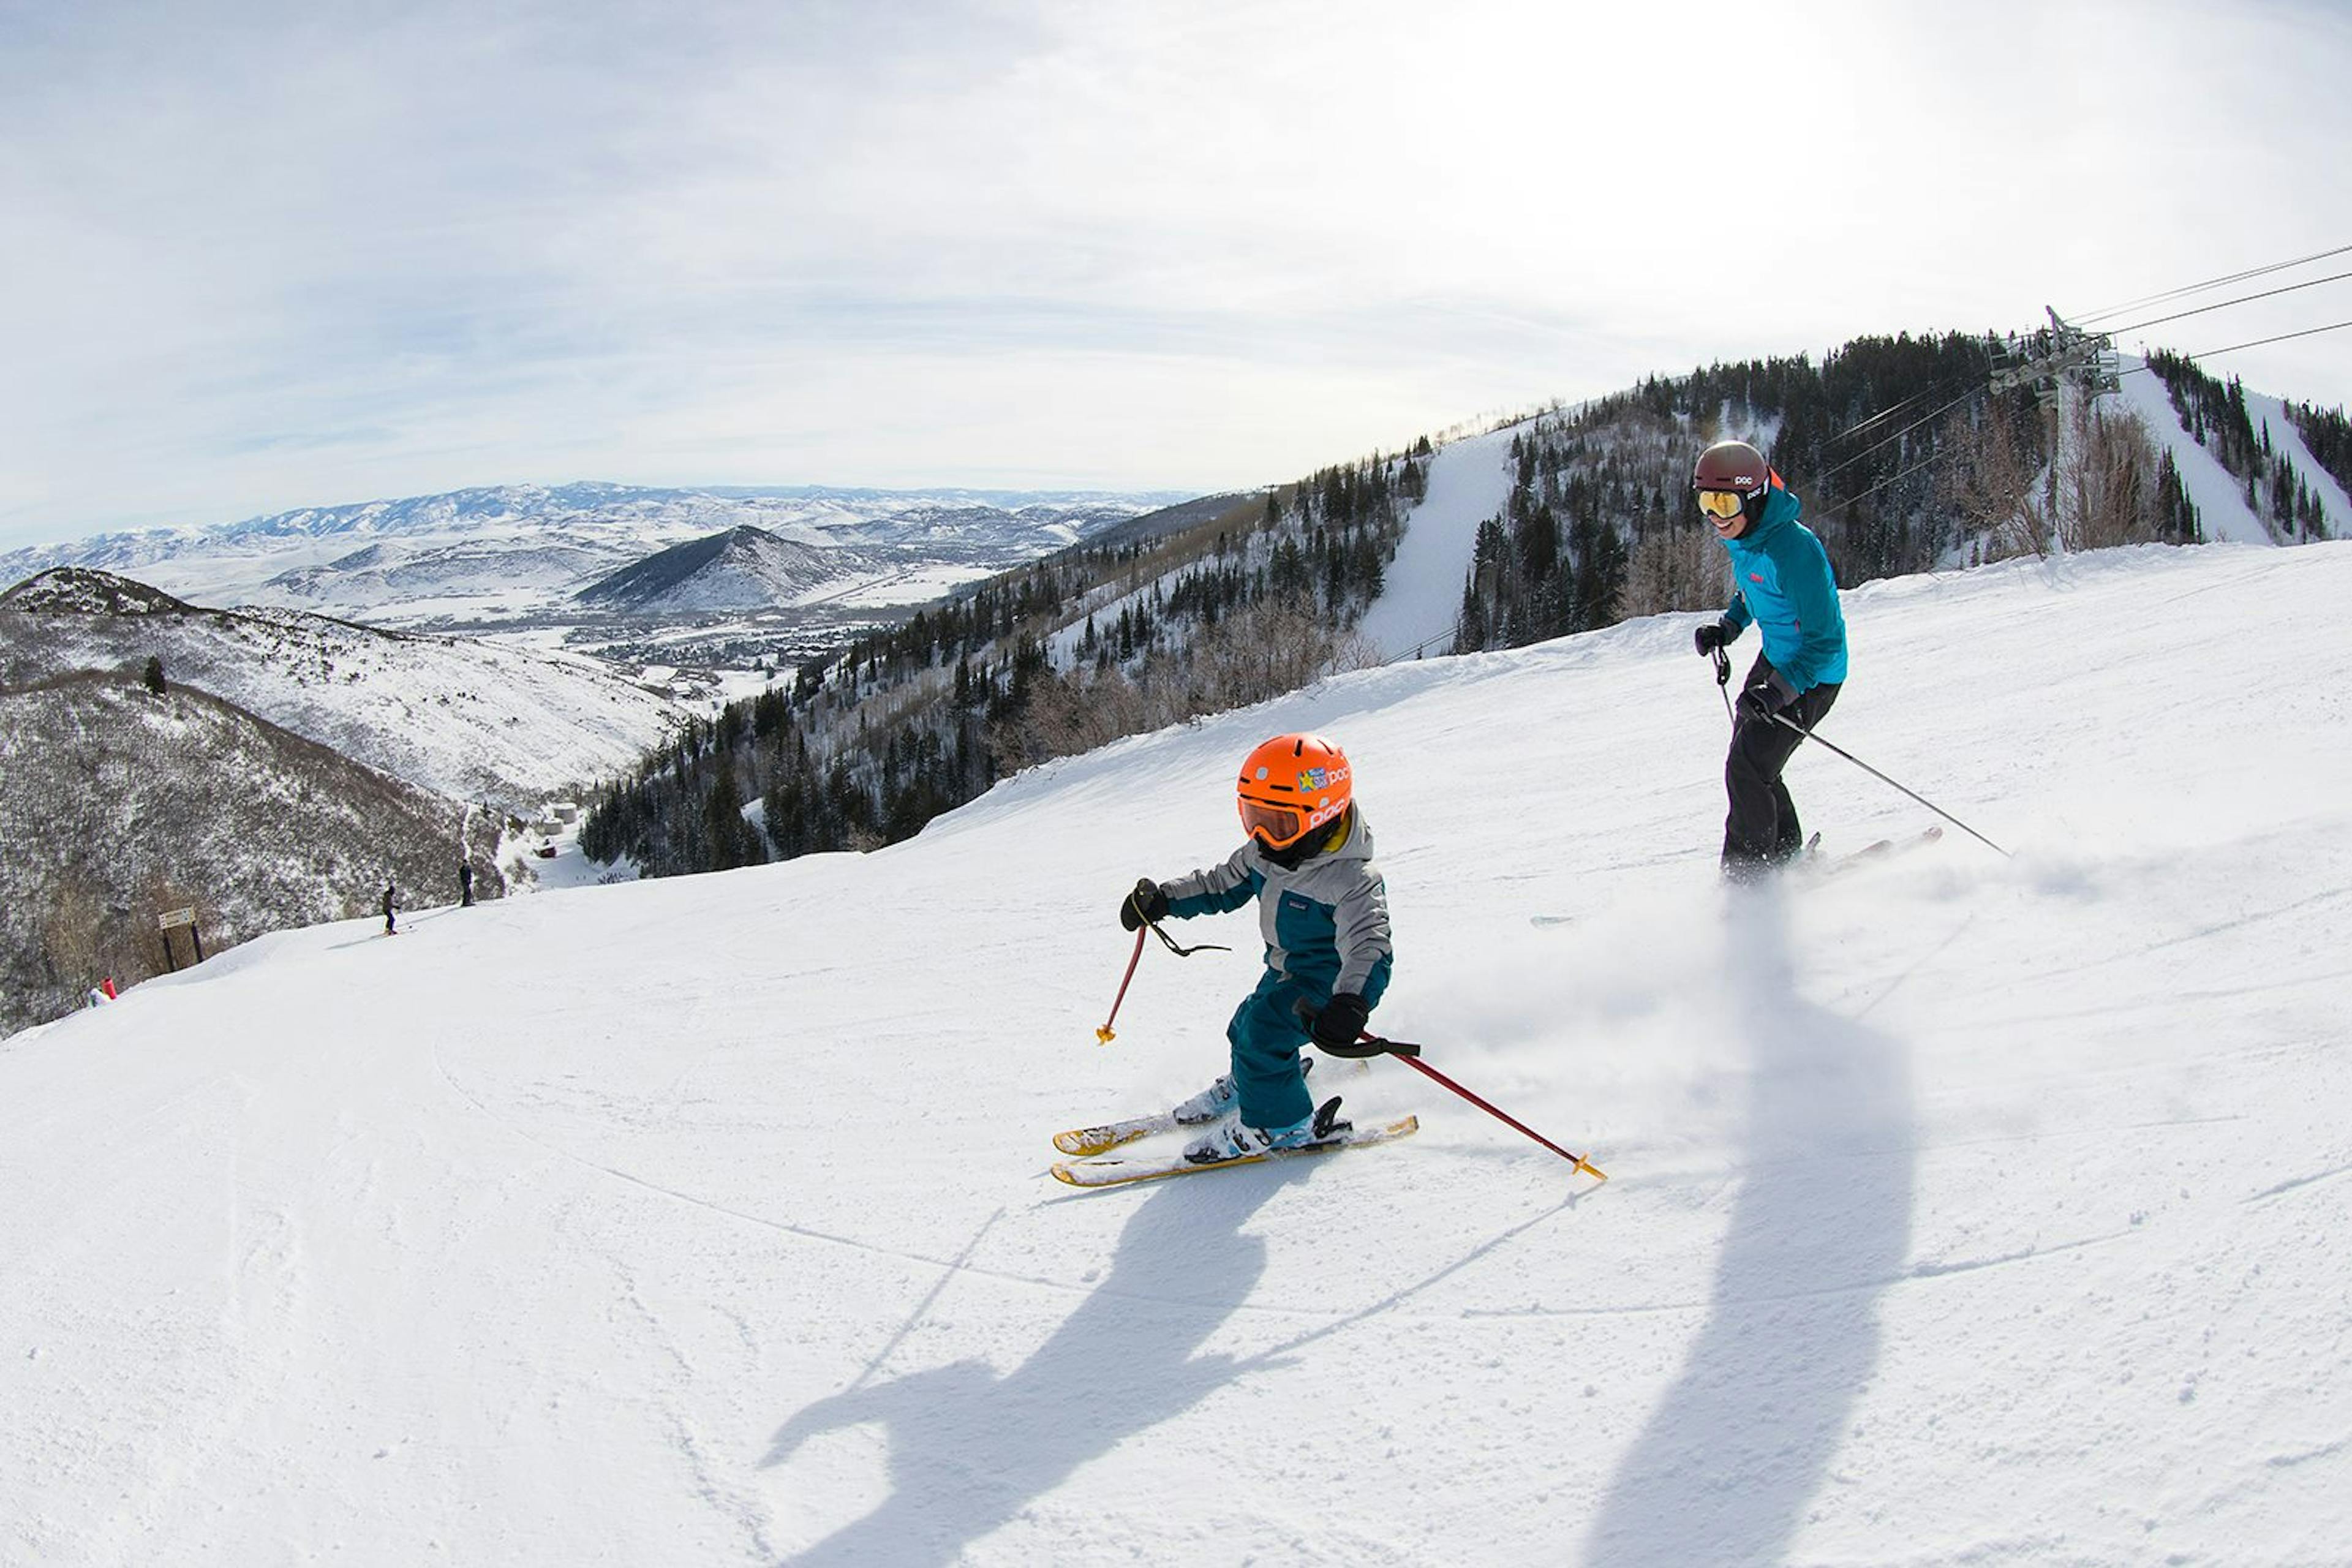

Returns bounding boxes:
[7,540,2352,1566]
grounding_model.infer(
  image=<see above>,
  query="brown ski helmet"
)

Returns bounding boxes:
[1692,439,1777,526]
[1692,439,1773,501]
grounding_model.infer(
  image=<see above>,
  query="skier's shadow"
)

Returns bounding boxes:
[1584,883,1917,1565]
[763,1164,1297,1565]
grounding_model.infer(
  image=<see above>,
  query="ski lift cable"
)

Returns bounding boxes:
[2072,241,2352,326]
[2095,269,2352,338]
[1828,383,1948,445]
[2177,317,2352,361]
[2107,318,2352,381]
[1811,386,1989,491]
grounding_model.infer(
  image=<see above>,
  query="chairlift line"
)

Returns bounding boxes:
[2096,268,2352,338]
[2072,241,2352,326]
[2182,318,2352,361]
[1812,386,1986,491]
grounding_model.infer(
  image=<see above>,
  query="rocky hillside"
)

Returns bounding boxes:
[0,671,499,1036]
[1,568,682,813]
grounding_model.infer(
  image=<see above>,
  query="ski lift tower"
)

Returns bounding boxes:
[1989,307,2120,519]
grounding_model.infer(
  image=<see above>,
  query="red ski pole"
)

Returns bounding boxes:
[1097,897,1231,1045]
[1096,927,1147,1044]
[1357,1035,1607,1182]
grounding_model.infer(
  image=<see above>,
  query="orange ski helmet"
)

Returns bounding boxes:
[1237,733,1352,851]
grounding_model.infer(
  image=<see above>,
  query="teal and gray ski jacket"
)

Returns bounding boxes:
[1719,485,1849,690]
[1160,809,1393,1004]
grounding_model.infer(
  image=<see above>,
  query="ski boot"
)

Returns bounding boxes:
[1171,1057,1311,1126]
[1183,1096,1351,1165]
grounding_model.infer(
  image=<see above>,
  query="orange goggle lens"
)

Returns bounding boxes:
[1696,489,1745,521]
[1240,798,1307,848]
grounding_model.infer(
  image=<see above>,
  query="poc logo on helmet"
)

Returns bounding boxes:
[1297,765,1346,794]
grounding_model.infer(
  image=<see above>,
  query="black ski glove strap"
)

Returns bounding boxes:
[1317,1033,1421,1059]
[1120,878,1170,932]
[1121,879,1229,958]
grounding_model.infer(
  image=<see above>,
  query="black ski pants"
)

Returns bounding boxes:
[1722,654,1841,875]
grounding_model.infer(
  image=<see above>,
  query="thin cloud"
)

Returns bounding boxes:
[2,0,2347,550]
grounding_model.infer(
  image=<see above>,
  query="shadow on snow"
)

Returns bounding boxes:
[1585,883,1918,1564]
[764,1161,1302,1564]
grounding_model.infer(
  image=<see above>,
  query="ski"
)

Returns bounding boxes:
[1054,1060,1318,1156]
[1807,825,1943,880]
[1052,1111,1175,1158]
[1051,1114,1420,1189]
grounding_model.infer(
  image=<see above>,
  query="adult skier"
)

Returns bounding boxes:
[382,879,398,935]
[1689,439,1848,880]
[1119,733,1394,1163]
[457,860,475,908]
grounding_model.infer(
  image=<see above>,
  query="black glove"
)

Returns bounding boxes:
[1119,878,1169,931]
[1310,992,1371,1051]
[1737,673,1798,725]
[1694,620,1735,657]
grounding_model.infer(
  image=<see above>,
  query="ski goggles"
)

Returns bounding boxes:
[1695,489,1746,521]
[1240,797,1310,849]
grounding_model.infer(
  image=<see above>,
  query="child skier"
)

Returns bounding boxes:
[1119,733,1394,1163]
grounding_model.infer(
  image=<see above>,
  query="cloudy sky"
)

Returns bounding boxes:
[3,0,2348,551]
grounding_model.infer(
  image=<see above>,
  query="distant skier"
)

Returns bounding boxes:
[1689,440,1849,880]
[457,861,474,908]
[1119,733,1394,1163]
[382,880,398,935]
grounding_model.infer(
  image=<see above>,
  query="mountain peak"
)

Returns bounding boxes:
[575,524,850,613]
[0,566,197,616]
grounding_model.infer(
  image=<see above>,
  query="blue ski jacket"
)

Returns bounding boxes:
[1718,484,1848,690]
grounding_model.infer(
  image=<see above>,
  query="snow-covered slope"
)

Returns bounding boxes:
[0,568,680,810]
[1355,424,1518,662]
[6,541,2352,1565]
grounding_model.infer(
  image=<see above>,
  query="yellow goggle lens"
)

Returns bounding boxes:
[1696,489,1745,521]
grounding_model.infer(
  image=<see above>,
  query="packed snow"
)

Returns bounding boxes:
[6,540,2352,1565]
[1355,425,1518,662]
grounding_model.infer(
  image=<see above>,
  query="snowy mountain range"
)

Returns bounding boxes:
[7,537,2350,1563]
[0,481,1193,630]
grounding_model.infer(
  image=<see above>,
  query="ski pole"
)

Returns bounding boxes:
[1768,712,2012,859]
[1344,1034,1607,1182]
[1711,645,1735,722]
[1096,927,1146,1044]
[1098,902,1232,1044]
